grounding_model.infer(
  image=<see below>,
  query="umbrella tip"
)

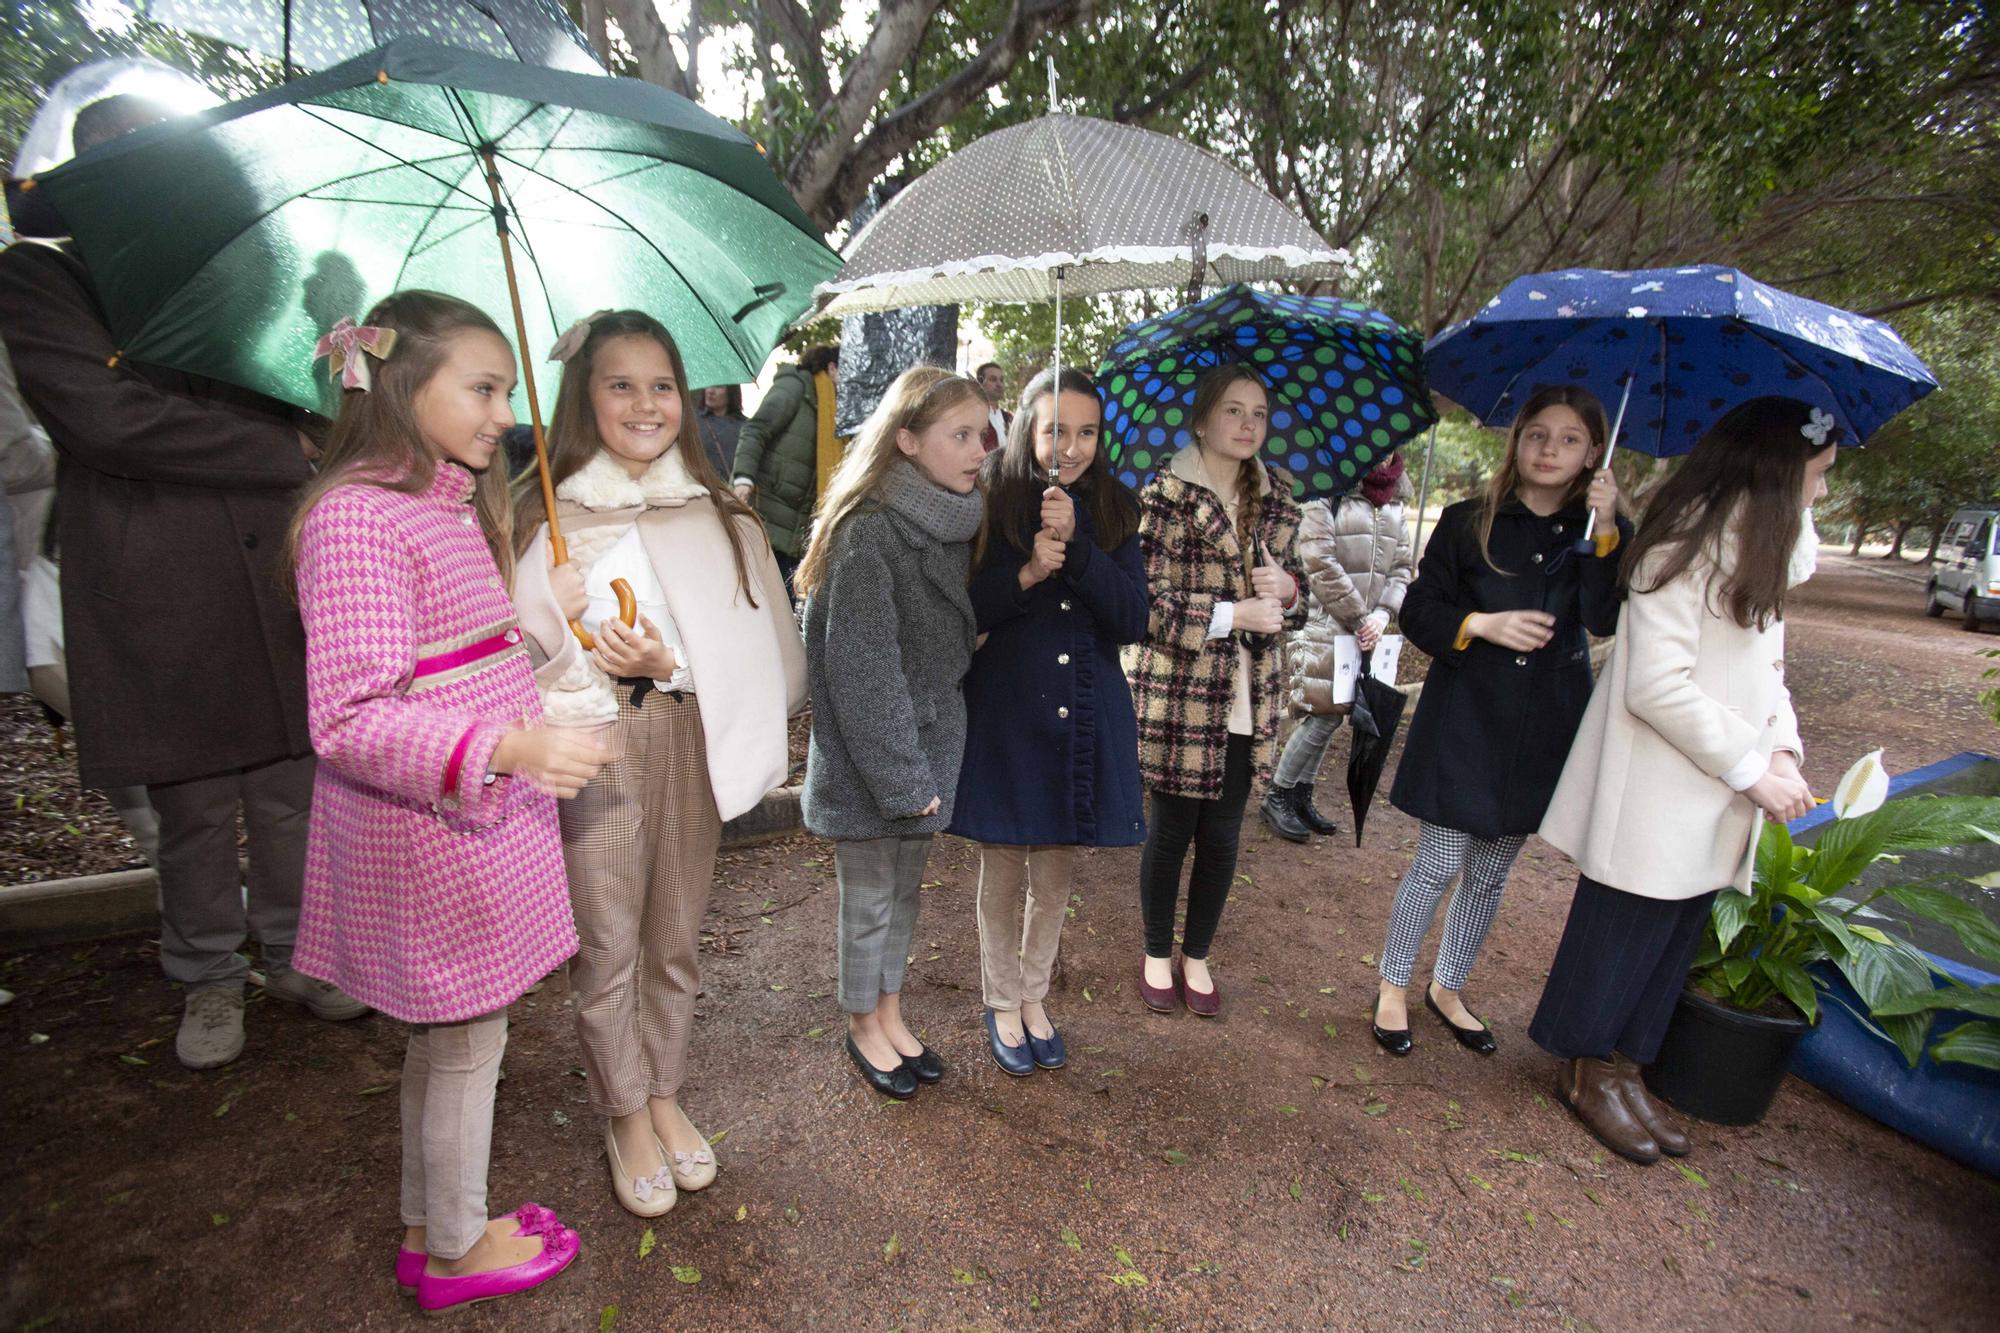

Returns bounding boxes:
[377,70,390,84]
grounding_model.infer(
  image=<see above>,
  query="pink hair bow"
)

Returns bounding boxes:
[313,317,399,392]
[548,310,613,364]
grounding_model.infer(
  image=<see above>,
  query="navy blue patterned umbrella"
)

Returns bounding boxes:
[1426,264,1937,456]
[1096,284,1433,498]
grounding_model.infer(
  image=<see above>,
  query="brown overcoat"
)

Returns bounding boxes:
[1131,448,1305,799]
[0,240,313,788]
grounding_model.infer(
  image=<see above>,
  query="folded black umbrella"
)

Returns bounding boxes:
[1347,647,1408,847]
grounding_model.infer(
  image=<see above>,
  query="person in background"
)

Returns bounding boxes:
[1260,453,1415,842]
[696,383,747,477]
[976,360,1011,453]
[0,93,366,1072]
[733,345,839,586]
[1531,397,1832,1165]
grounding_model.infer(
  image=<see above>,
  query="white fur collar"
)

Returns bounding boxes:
[556,446,710,511]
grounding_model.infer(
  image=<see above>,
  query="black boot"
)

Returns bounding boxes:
[1259,784,1311,843]
[1294,782,1340,836]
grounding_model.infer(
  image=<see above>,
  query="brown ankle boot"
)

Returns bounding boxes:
[1612,1055,1690,1157]
[1556,1057,1661,1165]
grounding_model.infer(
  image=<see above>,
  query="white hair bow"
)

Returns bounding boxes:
[1800,407,1836,447]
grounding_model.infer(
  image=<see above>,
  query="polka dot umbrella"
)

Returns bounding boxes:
[1096,284,1433,497]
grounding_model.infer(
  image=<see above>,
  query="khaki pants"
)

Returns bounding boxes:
[561,690,721,1117]
[399,1009,508,1262]
[975,844,1074,1011]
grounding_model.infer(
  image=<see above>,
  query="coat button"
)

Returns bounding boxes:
[241,533,259,549]
[488,576,502,589]
[1514,655,1528,667]
[1531,552,1543,564]
[1060,599,1073,611]
[1058,706,1069,719]
[1058,653,1070,665]
[460,513,474,526]
[1553,523,1564,535]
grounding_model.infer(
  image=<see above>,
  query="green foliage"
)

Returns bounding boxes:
[1691,797,2000,1068]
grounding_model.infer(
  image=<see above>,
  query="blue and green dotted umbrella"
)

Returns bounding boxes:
[1096,283,1433,497]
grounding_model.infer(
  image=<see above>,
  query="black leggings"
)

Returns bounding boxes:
[1139,734,1253,960]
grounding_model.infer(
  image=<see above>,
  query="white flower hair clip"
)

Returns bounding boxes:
[1801,407,1836,447]
[548,309,614,363]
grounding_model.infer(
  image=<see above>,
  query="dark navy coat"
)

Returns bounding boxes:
[1389,494,1630,838]
[948,501,1150,847]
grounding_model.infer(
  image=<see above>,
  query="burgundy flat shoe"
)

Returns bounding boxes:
[1138,963,1181,1013]
[1182,966,1221,1018]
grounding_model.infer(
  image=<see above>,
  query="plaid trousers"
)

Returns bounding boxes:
[560,690,721,1117]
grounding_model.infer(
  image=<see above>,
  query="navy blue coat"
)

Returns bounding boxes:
[1389,494,1630,839]
[948,501,1150,847]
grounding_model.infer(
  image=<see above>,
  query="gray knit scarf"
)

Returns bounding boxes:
[882,458,985,544]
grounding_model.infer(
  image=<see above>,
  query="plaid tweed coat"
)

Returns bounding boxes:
[1133,448,1305,798]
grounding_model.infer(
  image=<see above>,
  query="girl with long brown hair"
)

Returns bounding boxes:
[509,310,805,1217]
[798,366,990,1100]
[1532,396,1833,1165]
[1371,384,1626,1059]
[1130,363,1306,1018]
[288,290,607,1313]
[951,367,1149,1074]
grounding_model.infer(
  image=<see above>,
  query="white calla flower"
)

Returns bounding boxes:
[1832,749,1888,819]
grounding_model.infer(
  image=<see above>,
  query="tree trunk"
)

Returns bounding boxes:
[1926,524,1946,564]
[1849,521,1867,556]
[1887,520,1912,559]
[602,0,693,98]
[581,0,610,65]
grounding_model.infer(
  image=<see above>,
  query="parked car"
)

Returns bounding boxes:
[1926,505,2000,631]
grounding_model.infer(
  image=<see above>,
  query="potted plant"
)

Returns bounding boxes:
[1644,752,2000,1125]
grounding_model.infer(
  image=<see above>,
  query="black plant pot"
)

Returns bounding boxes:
[1644,986,1813,1126]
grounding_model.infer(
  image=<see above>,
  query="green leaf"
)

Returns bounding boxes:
[882,1232,900,1262]
[1884,886,2000,966]
[1756,956,1820,1023]
[1872,984,2000,1019]
[1362,1099,1388,1116]
[1674,1162,1708,1188]
[1114,1246,1138,1270]
[671,1265,701,1285]
[1398,1175,1424,1201]
[1810,906,1861,959]
[1930,1020,2000,1070]
[1712,888,1754,953]
[1276,1104,1299,1116]
[1361,1191,1386,1203]
[638,1228,655,1259]
[1467,1173,1494,1192]
[1721,956,1756,991]
[600,1305,619,1332]
[1807,796,2000,895]
[1162,1149,1187,1165]
[1060,1226,1082,1251]
[1289,1177,1304,1201]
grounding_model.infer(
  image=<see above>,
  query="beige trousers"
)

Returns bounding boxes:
[561,689,721,1117]
[399,1009,509,1262]
[975,844,1074,1011]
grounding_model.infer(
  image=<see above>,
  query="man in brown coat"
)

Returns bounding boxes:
[0,95,364,1070]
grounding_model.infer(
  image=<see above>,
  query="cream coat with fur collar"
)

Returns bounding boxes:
[513,448,807,821]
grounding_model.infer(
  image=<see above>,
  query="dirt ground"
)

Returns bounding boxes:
[3,556,1998,1332]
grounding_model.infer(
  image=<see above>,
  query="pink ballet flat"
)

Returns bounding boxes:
[396,1247,425,1294]
[414,1203,579,1315]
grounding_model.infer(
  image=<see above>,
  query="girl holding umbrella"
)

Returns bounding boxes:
[1370,386,1628,1057]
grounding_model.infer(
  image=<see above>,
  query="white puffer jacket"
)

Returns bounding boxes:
[1286,489,1415,716]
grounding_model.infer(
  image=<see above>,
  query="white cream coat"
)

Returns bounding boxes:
[1538,541,1804,899]
[514,449,808,822]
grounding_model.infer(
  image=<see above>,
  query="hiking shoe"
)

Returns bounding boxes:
[263,967,371,1021]
[177,986,246,1070]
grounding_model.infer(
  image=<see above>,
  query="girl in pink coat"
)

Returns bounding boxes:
[287,291,609,1315]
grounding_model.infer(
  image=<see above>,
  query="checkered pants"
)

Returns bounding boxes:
[561,690,721,1117]
[1378,822,1526,990]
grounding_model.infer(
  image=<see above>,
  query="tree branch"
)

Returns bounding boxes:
[602,0,691,98]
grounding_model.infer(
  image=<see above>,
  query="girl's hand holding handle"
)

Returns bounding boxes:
[1745,766,1814,823]
[1019,527,1066,589]
[1467,609,1556,652]
[1040,485,1076,541]
[1233,596,1284,635]
[1587,468,1619,530]
[592,615,676,679]
[549,557,588,623]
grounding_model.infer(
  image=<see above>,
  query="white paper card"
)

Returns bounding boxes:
[1330,634,1403,704]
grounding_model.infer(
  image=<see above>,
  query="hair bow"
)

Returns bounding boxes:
[548,310,614,364]
[1800,407,1836,447]
[313,318,398,392]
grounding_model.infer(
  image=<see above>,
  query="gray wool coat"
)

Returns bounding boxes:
[801,461,982,840]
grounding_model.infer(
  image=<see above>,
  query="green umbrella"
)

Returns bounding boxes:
[28,36,837,419]
[30,37,837,643]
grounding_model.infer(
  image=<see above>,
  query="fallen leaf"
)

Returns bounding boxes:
[1162,1149,1187,1165]
[1468,1173,1494,1192]
[1398,1175,1424,1201]
[1060,1226,1082,1252]
[119,1054,147,1066]
[213,1102,230,1118]
[1322,1023,1339,1040]
[1362,1100,1389,1116]
[734,1205,748,1223]
[707,1128,729,1146]
[552,1109,571,1126]
[882,1232,901,1262]
[639,1228,656,1259]
[770,984,787,992]
[1555,1215,1577,1230]
[804,1027,825,1039]
[358,1084,392,1097]
[211,1213,228,1227]
[951,1267,987,1285]
[1288,1177,1304,1202]
[1361,1191,1386,1203]
[600,1305,619,1332]
[1277,1104,1299,1116]
[671,1265,701,1285]
[1675,1162,1709,1188]
[1318,986,1335,994]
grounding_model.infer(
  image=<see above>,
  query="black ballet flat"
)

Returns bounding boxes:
[1370,1001,1413,1057]
[847,1036,918,1099]
[1425,990,1498,1056]
[901,1044,945,1084]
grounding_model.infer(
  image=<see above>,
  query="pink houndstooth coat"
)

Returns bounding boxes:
[291,462,577,1024]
